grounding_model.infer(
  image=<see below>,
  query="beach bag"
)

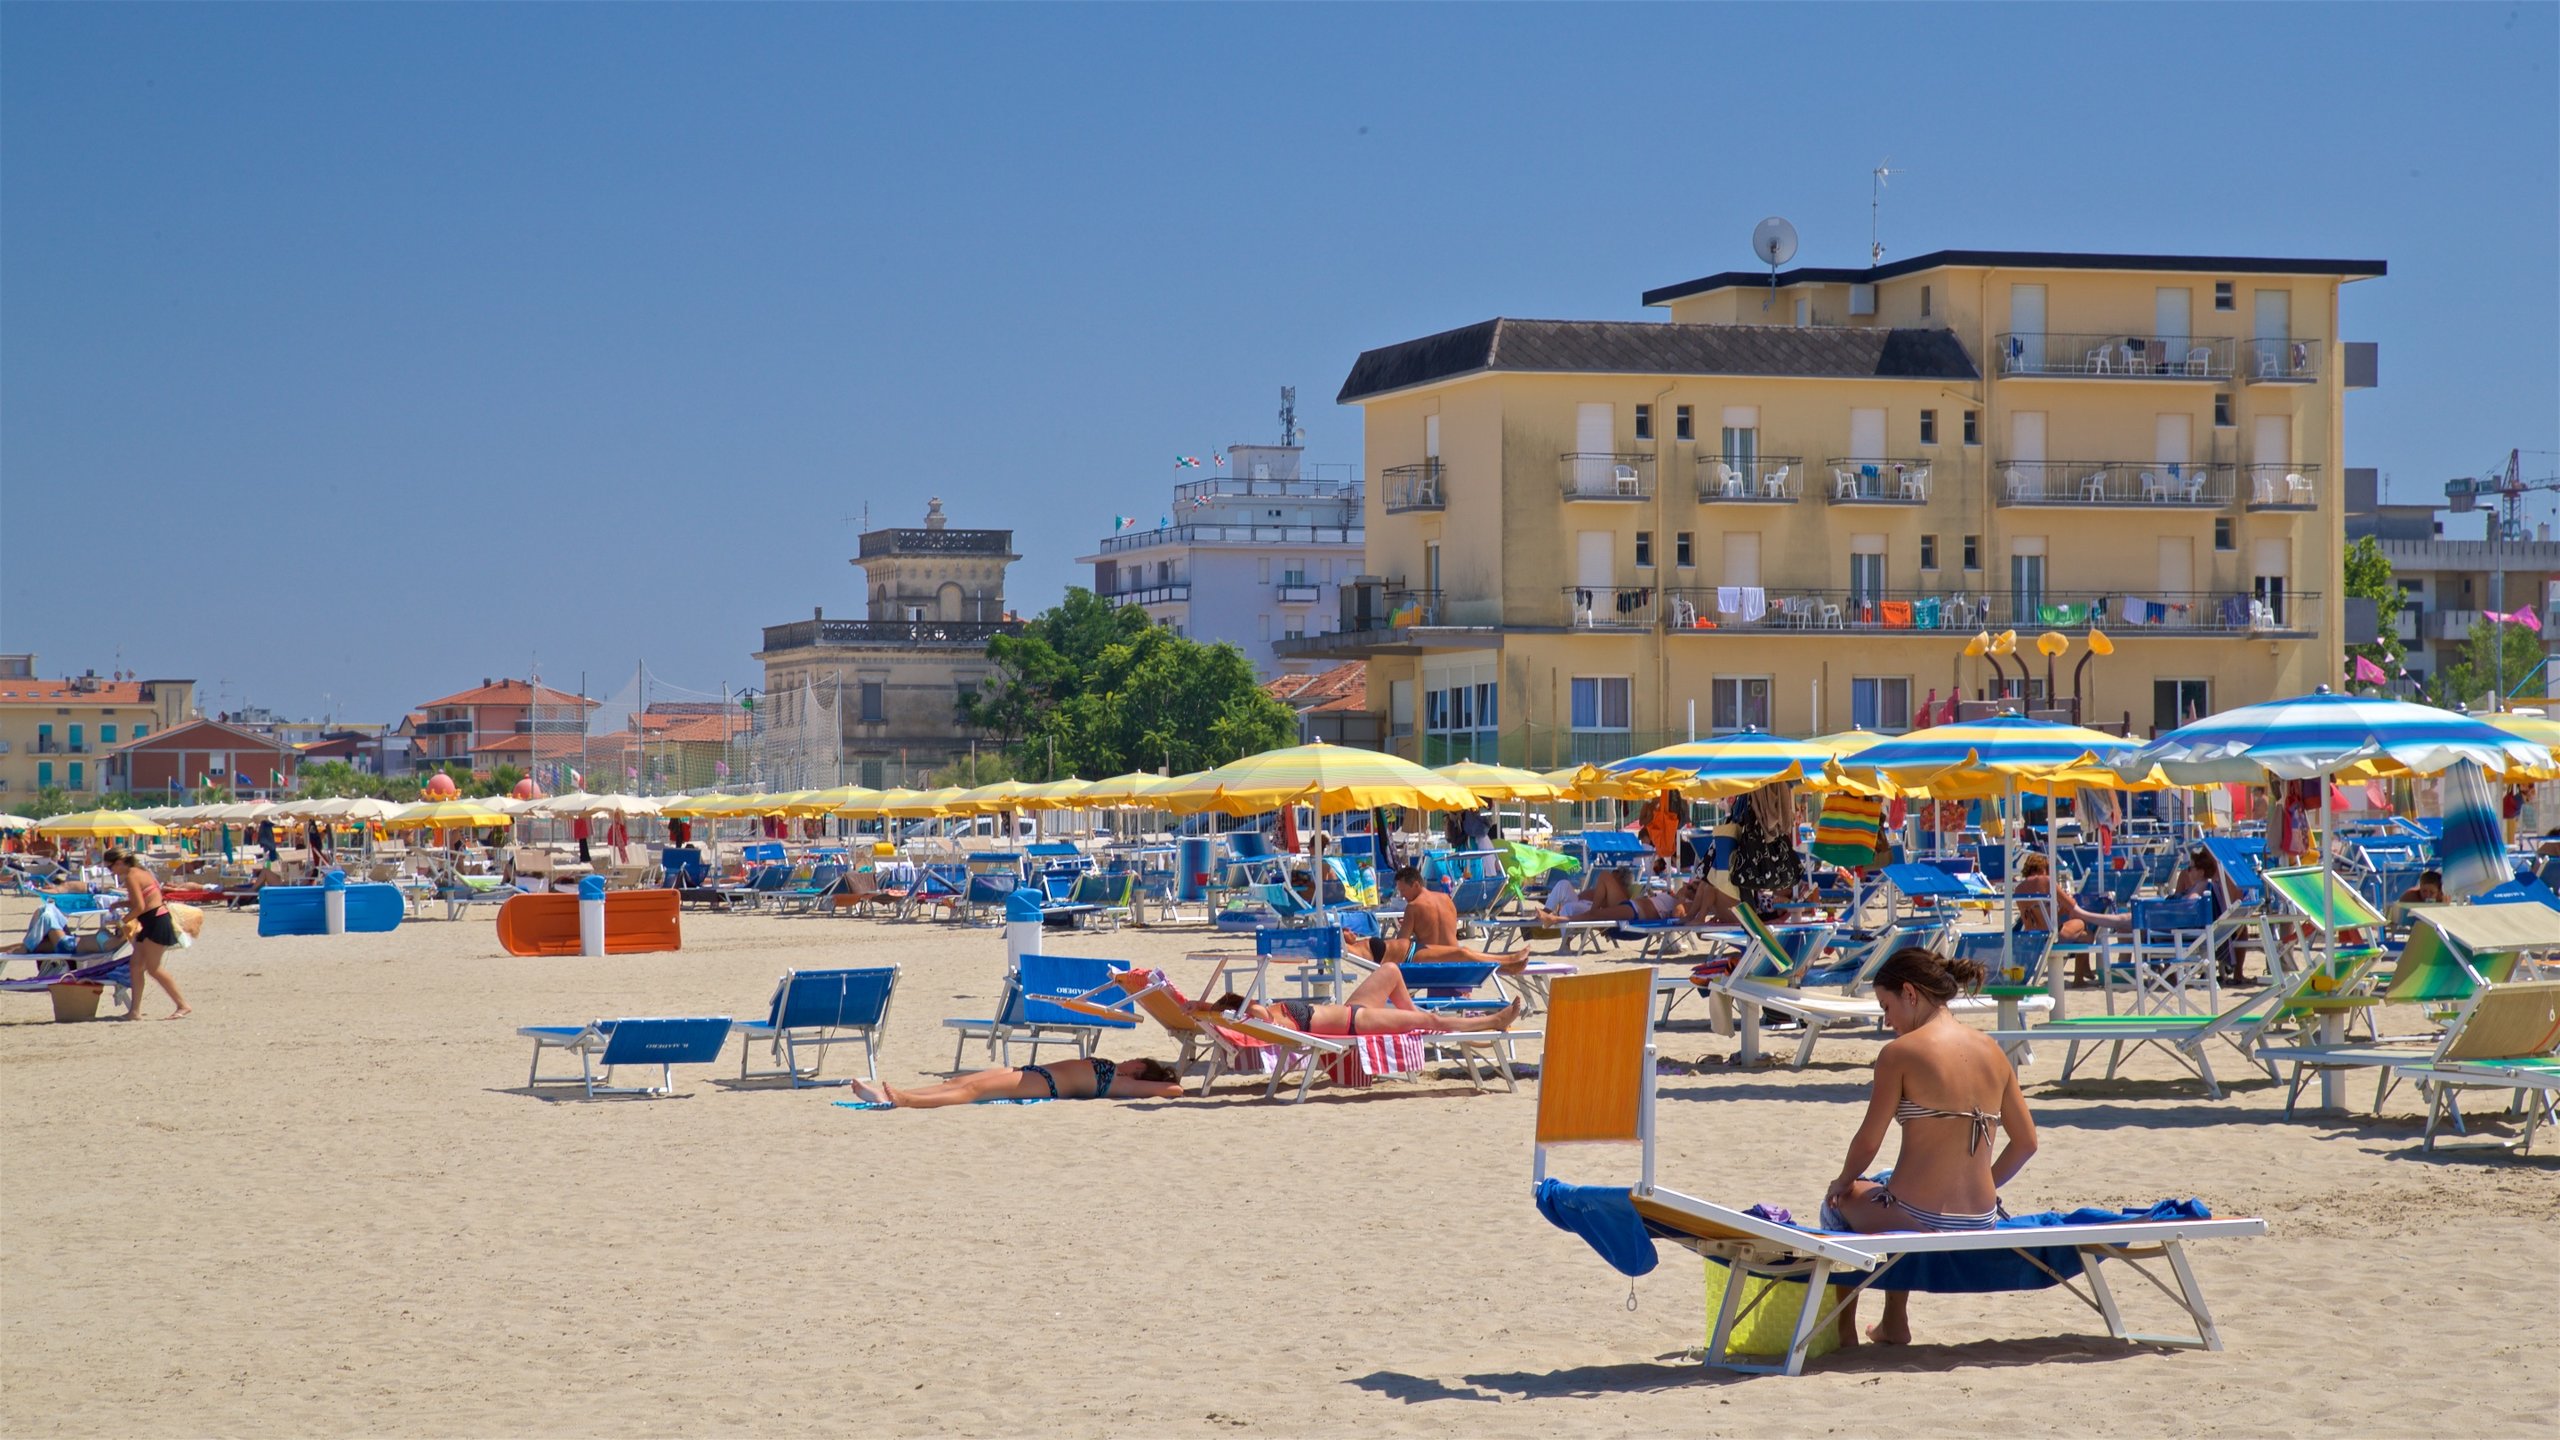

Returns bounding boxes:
[1809,793,1885,869]
[1704,1261,1843,1363]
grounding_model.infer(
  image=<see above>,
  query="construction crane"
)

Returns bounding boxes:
[2443,449,2560,542]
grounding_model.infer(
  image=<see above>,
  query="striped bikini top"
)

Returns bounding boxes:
[1895,1098,2000,1155]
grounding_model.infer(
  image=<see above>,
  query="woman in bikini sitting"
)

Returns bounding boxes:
[1191,958,1523,1037]
[2012,853,2132,983]
[1823,946,2038,1348]
[845,1057,1184,1109]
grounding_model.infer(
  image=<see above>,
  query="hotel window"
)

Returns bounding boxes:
[36,723,50,750]
[2214,393,2233,428]
[859,759,886,789]
[1848,537,1887,612]
[36,762,51,788]
[1852,677,1912,733]
[1961,410,1980,446]
[1635,531,1654,569]
[67,724,83,753]
[1709,677,1771,734]
[1568,676,1632,763]
[1675,405,1694,441]
[1962,534,1980,571]
[2214,282,2234,312]
[1634,404,1653,442]
[1919,410,1938,446]
[1675,532,1694,568]
[132,724,147,740]
[1919,534,1939,571]
[67,762,83,790]
[2154,679,2211,731]
[859,682,885,724]
[2010,538,2047,618]
[1283,621,1304,641]
[2214,518,2235,552]
[1919,284,1932,318]
[99,725,116,744]
[1425,677,1499,763]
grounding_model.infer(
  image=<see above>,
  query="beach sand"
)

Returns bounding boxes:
[3,900,2553,1438]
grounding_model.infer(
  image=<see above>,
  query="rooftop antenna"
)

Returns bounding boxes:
[1750,216,1799,310]
[1279,386,1302,445]
[1870,160,1902,264]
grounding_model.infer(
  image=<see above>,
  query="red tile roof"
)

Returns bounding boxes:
[418,679,600,710]
[1265,662,1368,714]
[107,717,287,753]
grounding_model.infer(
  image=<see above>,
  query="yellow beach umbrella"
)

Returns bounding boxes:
[1540,764,1657,801]
[803,785,884,816]
[1014,777,1097,810]
[35,810,167,838]
[2481,713,2560,781]
[384,799,518,831]
[1180,741,1477,817]
[1132,770,1222,814]
[1078,772,1169,807]
[881,787,965,818]
[1433,761,1563,803]
[952,779,1036,815]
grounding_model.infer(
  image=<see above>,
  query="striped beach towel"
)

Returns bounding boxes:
[2437,760,2510,901]
[1809,792,1885,869]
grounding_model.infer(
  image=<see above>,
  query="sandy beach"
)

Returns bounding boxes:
[3,900,2553,1439]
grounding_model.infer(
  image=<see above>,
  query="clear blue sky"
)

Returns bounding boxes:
[5,3,2554,721]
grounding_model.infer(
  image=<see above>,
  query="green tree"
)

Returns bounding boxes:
[2437,616,2550,708]
[963,593,1299,777]
[2341,536,2404,688]
[928,751,1018,787]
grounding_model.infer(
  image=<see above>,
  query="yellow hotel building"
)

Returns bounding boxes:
[1278,249,2383,765]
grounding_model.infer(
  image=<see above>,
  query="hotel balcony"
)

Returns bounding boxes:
[1381,461,1447,514]
[1667,587,2316,636]
[1095,521,1360,555]
[2243,463,2322,511]
[1106,583,1192,608]
[1559,453,1656,502]
[2243,338,2321,384]
[1563,584,1657,630]
[1819,458,1935,505]
[1996,332,2233,380]
[1276,580,1322,605]
[1997,460,2234,508]
[759,617,1026,650]
[1696,455,1803,503]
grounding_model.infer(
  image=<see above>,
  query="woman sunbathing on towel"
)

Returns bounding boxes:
[1189,963,1522,1037]
[1823,946,2038,1348]
[1536,870,1723,927]
[1361,933,1532,975]
[845,1056,1184,1108]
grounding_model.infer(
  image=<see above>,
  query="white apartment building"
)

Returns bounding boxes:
[1077,443,1364,677]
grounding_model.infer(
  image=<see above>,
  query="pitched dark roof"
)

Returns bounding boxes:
[1337,319,1978,403]
[1642,249,2388,308]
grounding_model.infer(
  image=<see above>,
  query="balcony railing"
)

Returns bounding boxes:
[1173,467,1362,506]
[2243,338,2320,383]
[2243,463,2321,510]
[760,618,1025,650]
[1819,458,1936,504]
[1095,522,1361,555]
[1696,455,1803,502]
[1106,583,1192,607]
[857,528,1014,558]
[1996,332,2233,379]
[1341,588,1444,633]
[1996,460,2235,507]
[1381,461,1447,514]
[1276,582,1322,605]
[1564,584,1657,629]
[1665,587,2317,635]
[1559,453,1656,502]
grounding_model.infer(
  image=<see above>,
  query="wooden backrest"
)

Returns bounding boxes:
[1534,968,1654,1147]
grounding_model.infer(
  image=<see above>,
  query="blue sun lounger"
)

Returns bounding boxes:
[735,966,899,1087]
[518,1016,735,1098]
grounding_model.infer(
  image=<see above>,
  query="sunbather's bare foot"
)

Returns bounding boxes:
[1453,999,1524,1032]
[845,1077,894,1106]
[120,1010,143,1022]
[165,1009,192,1020]
[1865,1319,1911,1346]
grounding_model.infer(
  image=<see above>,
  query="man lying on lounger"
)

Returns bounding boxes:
[846,1056,1184,1108]
[1533,868,1727,927]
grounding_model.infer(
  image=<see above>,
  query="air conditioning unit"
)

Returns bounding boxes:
[1848,284,1877,316]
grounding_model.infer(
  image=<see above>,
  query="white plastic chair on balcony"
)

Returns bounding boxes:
[2257,348,2282,379]
[2004,466,2035,502]
[2140,470,2172,502]
[2081,468,2110,502]
[1900,465,1931,502]
[1612,464,1641,497]
[2249,598,2278,630]
[2285,472,2313,504]
[2085,343,2114,374]
[1833,468,1860,500]
[1714,462,1744,498]
[2250,469,2278,505]
[1763,464,1791,499]
[2185,345,2213,376]
[1816,598,1845,629]
[1669,594,1698,628]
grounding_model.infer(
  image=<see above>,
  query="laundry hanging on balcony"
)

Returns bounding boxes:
[2034,602,2090,626]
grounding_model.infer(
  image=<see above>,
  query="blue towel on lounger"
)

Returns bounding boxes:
[1758,1197,2217,1292]
[1533,1179,1658,1277]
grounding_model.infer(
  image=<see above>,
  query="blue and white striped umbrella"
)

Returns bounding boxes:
[2112,688,2549,783]
[1832,713,2142,797]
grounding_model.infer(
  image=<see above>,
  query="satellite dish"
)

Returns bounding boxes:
[1751,217,1799,268]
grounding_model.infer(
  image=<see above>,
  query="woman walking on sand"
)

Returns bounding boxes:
[107,848,192,1020]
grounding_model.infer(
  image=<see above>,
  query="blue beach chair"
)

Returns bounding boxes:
[518,1016,735,1099]
[736,966,899,1086]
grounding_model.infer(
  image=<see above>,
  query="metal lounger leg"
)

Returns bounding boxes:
[1781,1260,1834,1377]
